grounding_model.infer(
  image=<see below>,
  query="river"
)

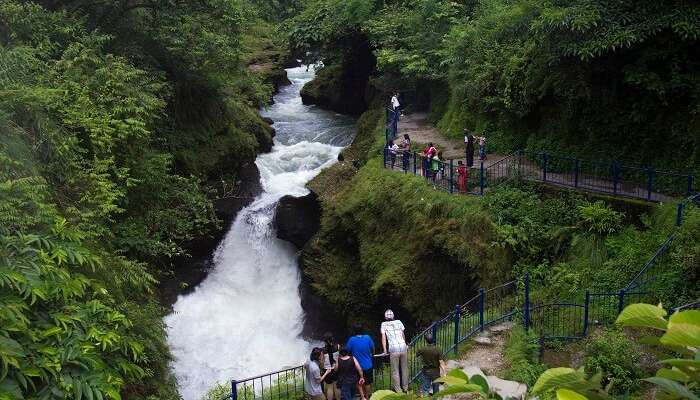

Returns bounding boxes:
[164,66,356,400]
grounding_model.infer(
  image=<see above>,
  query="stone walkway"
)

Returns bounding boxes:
[391,112,677,203]
[443,321,528,399]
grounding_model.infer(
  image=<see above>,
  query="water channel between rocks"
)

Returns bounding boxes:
[165,66,356,400]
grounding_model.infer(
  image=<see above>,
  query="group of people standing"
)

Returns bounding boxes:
[304,310,446,400]
[384,92,489,195]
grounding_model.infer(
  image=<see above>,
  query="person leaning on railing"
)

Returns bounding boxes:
[380,309,409,393]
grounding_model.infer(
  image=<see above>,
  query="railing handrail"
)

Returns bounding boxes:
[513,149,694,178]
[234,365,304,384]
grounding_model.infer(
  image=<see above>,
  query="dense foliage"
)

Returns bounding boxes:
[289,0,700,176]
[0,1,289,399]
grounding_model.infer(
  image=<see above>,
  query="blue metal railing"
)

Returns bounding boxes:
[382,148,695,203]
[222,184,699,400]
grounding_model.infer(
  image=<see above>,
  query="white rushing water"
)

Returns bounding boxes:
[165,66,355,400]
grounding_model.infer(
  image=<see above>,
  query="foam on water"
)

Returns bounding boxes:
[165,66,355,400]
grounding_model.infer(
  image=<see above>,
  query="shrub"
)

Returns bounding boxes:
[582,329,643,395]
[503,326,547,387]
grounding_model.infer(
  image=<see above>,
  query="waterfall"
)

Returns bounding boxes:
[165,66,355,400]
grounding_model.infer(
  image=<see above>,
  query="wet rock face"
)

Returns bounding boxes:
[274,192,321,248]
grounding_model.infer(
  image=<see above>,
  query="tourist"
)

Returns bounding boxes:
[335,348,365,400]
[388,140,399,168]
[322,333,341,400]
[431,151,442,185]
[478,134,487,161]
[401,134,411,152]
[464,129,474,167]
[417,333,445,396]
[391,92,401,113]
[306,348,330,400]
[401,137,411,172]
[389,93,400,134]
[457,160,468,193]
[380,309,408,393]
[345,323,375,397]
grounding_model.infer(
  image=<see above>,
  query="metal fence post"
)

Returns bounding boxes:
[524,273,530,331]
[542,152,548,182]
[612,163,620,195]
[574,159,580,188]
[231,380,238,400]
[479,162,485,195]
[646,169,654,201]
[413,152,417,175]
[449,159,454,194]
[479,288,485,332]
[677,202,685,227]
[431,321,438,342]
[453,304,461,355]
[617,289,625,315]
[583,290,590,336]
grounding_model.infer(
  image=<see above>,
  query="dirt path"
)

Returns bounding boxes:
[448,322,513,377]
[392,113,678,203]
[397,112,506,165]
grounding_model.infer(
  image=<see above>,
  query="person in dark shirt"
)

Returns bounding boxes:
[417,333,445,396]
[335,348,365,400]
[322,332,341,400]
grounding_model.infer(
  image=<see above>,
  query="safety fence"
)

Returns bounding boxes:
[223,191,699,400]
[382,148,695,203]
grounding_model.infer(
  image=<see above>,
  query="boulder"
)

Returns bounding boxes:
[274,192,321,248]
[473,335,493,345]
[486,376,527,400]
[445,360,465,370]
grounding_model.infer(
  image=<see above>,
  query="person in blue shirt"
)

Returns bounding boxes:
[345,323,375,398]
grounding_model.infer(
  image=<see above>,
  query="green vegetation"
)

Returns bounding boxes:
[1,1,291,399]
[502,327,547,387]
[582,329,644,395]
[289,0,700,175]
[533,303,700,400]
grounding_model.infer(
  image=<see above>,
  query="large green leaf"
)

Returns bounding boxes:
[469,374,489,394]
[556,388,588,400]
[660,311,700,348]
[643,377,699,400]
[447,368,470,382]
[615,304,667,330]
[369,390,399,400]
[433,383,485,397]
[655,368,690,383]
[434,375,468,385]
[533,368,586,394]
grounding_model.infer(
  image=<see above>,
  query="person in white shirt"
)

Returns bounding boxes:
[388,140,400,168]
[390,93,400,111]
[380,309,408,392]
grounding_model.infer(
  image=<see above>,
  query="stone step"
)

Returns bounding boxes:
[486,375,527,400]
[487,321,515,334]
[472,335,493,345]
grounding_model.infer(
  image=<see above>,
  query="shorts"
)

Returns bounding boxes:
[362,368,374,385]
[322,369,337,384]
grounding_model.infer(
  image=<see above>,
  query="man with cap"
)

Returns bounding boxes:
[380,309,408,392]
